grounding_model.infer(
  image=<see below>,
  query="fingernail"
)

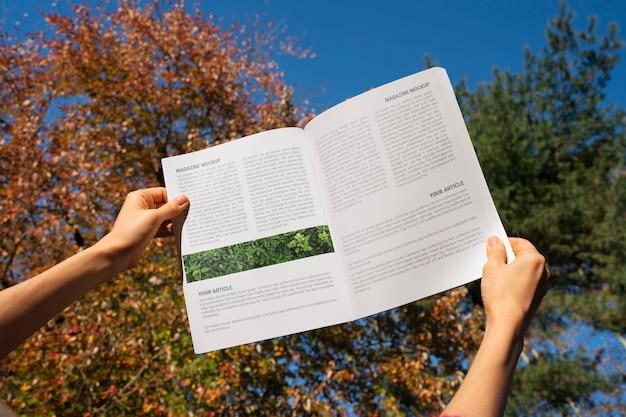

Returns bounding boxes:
[175,194,189,205]
[488,236,500,246]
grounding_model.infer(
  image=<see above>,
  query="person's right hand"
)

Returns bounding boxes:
[98,187,190,272]
[440,236,549,417]
[481,236,550,334]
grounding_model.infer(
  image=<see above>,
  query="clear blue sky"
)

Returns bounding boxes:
[2,0,625,113]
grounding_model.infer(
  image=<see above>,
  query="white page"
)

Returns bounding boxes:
[304,67,512,319]
[162,128,352,353]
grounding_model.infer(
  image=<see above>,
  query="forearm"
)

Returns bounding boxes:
[0,239,125,359]
[441,320,524,417]
[0,188,189,360]
[440,237,548,416]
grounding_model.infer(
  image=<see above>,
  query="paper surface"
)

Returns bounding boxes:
[162,67,511,353]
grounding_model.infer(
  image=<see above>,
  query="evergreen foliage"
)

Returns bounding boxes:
[457,2,626,414]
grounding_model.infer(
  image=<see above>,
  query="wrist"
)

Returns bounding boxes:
[483,316,525,361]
[485,305,528,336]
[91,234,132,276]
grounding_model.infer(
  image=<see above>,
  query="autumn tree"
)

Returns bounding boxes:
[457,2,626,414]
[0,0,314,414]
[0,1,478,416]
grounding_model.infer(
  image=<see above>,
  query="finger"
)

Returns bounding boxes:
[508,237,539,258]
[124,187,168,211]
[485,235,508,265]
[141,187,169,205]
[155,194,189,223]
[155,220,174,238]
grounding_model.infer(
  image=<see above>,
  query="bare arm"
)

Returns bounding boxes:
[0,188,189,360]
[441,236,549,417]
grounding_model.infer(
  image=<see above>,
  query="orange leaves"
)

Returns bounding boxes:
[380,353,447,411]
[0,1,488,415]
[362,290,486,414]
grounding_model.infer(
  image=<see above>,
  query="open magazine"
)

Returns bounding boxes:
[162,67,512,354]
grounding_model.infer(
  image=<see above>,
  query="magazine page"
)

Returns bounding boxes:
[162,128,352,353]
[303,67,512,319]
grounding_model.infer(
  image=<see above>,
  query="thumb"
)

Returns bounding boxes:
[156,194,189,222]
[485,235,508,266]
[153,194,189,238]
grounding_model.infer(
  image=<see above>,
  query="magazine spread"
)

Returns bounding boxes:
[162,67,512,354]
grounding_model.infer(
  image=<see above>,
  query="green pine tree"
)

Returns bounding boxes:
[456,2,626,414]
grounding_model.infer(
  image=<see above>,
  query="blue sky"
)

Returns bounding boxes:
[206,0,626,112]
[2,0,625,113]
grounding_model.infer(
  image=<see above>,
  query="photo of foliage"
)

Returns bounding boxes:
[183,225,335,282]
